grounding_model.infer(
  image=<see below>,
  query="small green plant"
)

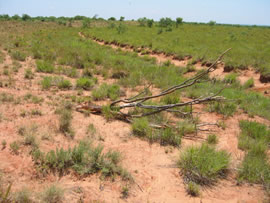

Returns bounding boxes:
[86,123,96,137]
[207,101,237,117]
[36,60,54,73]
[41,185,64,203]
[10,141,20,154]
[57,79,72,90]
[24,68,34,79]
[160,93,180,104]
[58,108,74,138]
[41,77,52,90]
[223,73,239,85]
[160,128,181,146]
[178,120,196,136]
[207,134,218,145]
[1,140,6,149]
[121,185,129,199]
[186,182,200,197]
[243,78,254,89]
[238,120,270,151]
[132,118,152,138]
[76,77,94,90]
[92,83,120,101]
[178,144,230,185]
[11,51,26,61]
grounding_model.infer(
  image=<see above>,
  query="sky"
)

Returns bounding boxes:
[0,0,270,25]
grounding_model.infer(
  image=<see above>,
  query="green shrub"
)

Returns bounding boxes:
[207,134,218,145]
[41,185,64,203]
[76,77,94,90]
[92,83,120,101]
[132,118,152,138]
[36,60,54,73]
[223,73,239,85]
[178,144,230,185]
[186,182,200,197]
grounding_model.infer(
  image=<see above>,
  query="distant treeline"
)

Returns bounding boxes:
[0,14,269,28]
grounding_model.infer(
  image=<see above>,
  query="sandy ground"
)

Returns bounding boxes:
[0,45,268,203]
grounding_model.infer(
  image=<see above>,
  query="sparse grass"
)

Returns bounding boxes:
[10,141,20,154]
[11,50,26,61]
[132,118,152,138]
[86,123,96,137]
[207,101,237,117]
[0,93,14,103]
[41,76,72,90]
[58,107,74,138]
[24,68,34,79]
[92,83,121,101]
[1,140,7,149]
[207,134,218,145]
[178,144,230,185]
[243,78,254,89]
[41,185,64,203]
[32,140,131,181]
[238,120,270,151]
[76,77,94,90]
[36,60,55,73]
[237,120,270,196]
[160,93,180,104]
[13,188,33,203]
[160,127,181,146]
[178,120,196,136]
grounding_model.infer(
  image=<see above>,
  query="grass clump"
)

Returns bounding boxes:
[238,120,270,151]
[41,185,64,203]
[76,77,94,90]
[132,118,152,138]
[237,120,270,197]
[160,127,181,146]
[178,120,196,136]
[10,141,20,154]
[58,107,74,138]
[32,141,131,181]
[24,68,34,79]
[207,101,237,117]
[36,60,54,73]
[207,134,218,145]
[243,78,254,89]
[92,83,121,101]
[41,77,52,90]
[178,144,230,185]
[160,93,180,104]
[11,51,26,61]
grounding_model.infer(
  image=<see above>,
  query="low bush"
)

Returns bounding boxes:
[178,120,196,136]
[178,144,230,185]
[160,128,181,146]
[58,108,74,138]
[243,78,254,89]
